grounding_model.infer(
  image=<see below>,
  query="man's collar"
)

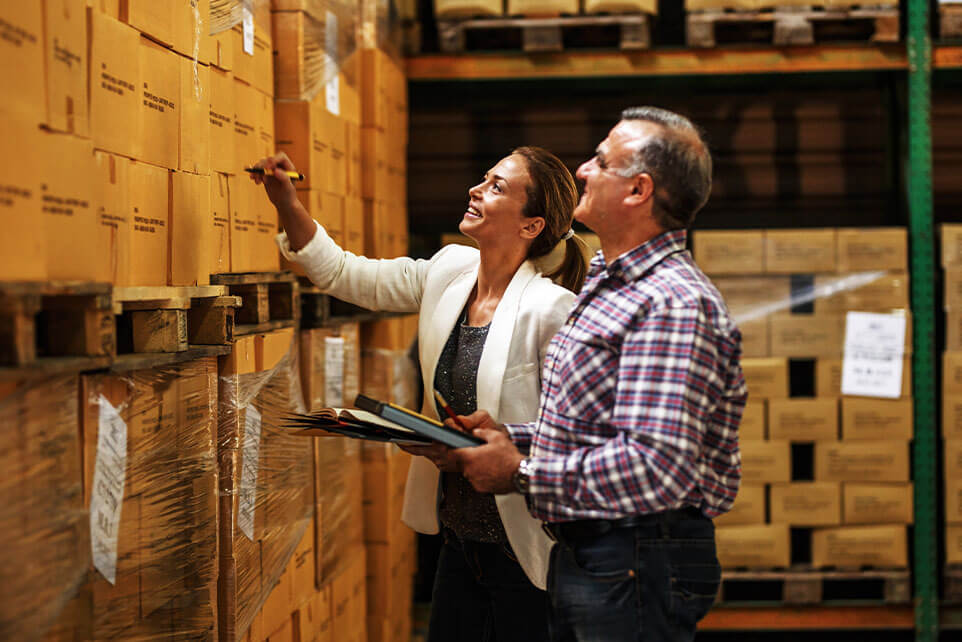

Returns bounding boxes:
[589,229,688,282]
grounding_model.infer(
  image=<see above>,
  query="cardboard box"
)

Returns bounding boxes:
[275,100,327,191]
[769,482,841,526]
[261,564,294,638]
[836,228,907,272]
[738,317,770,358]
[44,0,88,135]
[366,527,415,620]
[232,22,273,96]
[299,328,345,411]
[814,441,909,482]
[266,619,293,642]
[840,398,913,441]
[769,314,843,357]
[123,0,174,45]
[584,0,657,13]
[272,10,324,101]
[255,87,275,159]
[741,358,789,399]
[289,523,316,609]
[93,151,130,285]
[256,328,294,372]
[764,229,837,274]
[435,0,504,17]
[208,66,235,174]
[228,175,256,272]
[331,548,367,642]
[40,131,100,280]
[0,117,46,281]
[233,78,259,172]
[946,269,962,308]
[948,479,962,524]
[210,172,231,274]
[815,358,912,398]
[946,439,962,481]
[843,483,913,525]
[0,3,45,125]
[942,223,962,269]
[172,0,213,61]
[811,525,907,568]
[89,11,140,159]
[344,197,365,256]
[739,440,791,483]
[767,398,838,441]
[814,272,909,314]
[128,160,170,285]
[739,399,766,441]
[946,352,962,396]
[170,171,211,286]
[363,455,411,543]
[294,585,332,642]
[949,526,962,565]
[138,36,180,169]
[711,276,791,314]
[714,484,766,527]
[715,524,791,568]
[946,309,962,352]
[179,54,211,174]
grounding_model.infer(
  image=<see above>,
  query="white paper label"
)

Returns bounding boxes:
[841,312,907,399]
[242,7,254,56]
[325,336,345,407]
[325,11,340,115]
[238,405,262,541]
[90,396,128,585]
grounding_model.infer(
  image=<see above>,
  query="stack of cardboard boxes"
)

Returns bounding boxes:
[695,228,913,570]
[431,0,656,19]
[1,376,88,641]
[685,0,896,9]
[942,224,962,569]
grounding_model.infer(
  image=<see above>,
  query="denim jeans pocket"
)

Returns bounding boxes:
[669,561,721,627]
[568,531,636,582]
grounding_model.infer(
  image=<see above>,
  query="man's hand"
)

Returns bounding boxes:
[397,442,460,473]
[249,152,298,210]
[454,428,523,495]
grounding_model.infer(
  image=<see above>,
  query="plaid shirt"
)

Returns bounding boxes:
[508,229,746,522]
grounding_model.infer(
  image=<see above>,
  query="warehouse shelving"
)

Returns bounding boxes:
[405,1,946,639]
[406,44,962,81]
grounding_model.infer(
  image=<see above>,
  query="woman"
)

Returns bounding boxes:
[251,146,588,642]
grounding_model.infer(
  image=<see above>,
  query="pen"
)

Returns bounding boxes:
[244,167,305,181]
[433,390,467,431]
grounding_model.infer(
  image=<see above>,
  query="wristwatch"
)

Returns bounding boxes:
[512,457,532,495]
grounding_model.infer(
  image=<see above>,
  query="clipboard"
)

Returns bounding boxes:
[353,394,484,448]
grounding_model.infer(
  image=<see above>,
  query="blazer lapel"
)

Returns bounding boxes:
[476,260,538,420]
[420,267,478,412]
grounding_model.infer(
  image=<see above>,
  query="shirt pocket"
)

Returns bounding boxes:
[549,326,618,423]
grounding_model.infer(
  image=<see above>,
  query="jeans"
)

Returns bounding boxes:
[547,510,720,642]
[427,528,552,642]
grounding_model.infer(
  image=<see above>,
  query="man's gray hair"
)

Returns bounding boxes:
[616,106,713,230]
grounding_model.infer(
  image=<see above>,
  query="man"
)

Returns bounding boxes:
[452,107,746,642]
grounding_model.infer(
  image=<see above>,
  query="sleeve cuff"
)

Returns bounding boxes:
[505,422,533,452]
[275,221,324,262]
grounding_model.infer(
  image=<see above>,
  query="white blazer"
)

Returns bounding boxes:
[277,223,574,589]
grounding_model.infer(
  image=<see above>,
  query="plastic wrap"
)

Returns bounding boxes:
[217,331,314,641]
[314,436,364,582]
[0,376,88,642]
[210,0,271,35]
[360,0,402,56]
[273,0,360,102]
[69,358,219,640]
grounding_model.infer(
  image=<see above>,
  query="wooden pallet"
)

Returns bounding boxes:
[113,285,240,354]
[686,6,899,48]
[210,272,299,337]
[719,566,910,604]
[437,13,651,54]
[300,279,407,329]
[0,281,115,370]
[943,5,962,40]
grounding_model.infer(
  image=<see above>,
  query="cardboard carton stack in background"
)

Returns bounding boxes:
[695,227,912,570]
[942,224,962,568]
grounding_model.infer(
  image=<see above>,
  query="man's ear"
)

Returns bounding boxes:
[625,173,654,207]
[520,216,546,240]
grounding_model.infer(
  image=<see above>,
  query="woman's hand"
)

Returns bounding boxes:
[397,442,461,473]
[249,152,299,211]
